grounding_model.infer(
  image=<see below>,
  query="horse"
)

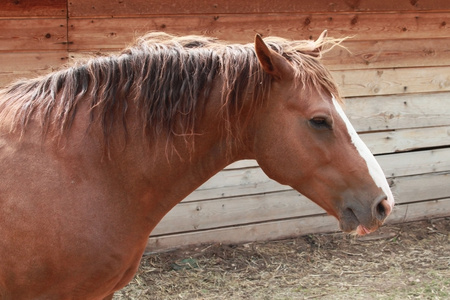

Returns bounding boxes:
[0,31,394,299]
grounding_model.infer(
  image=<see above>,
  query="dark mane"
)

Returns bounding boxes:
[0,32,341,149]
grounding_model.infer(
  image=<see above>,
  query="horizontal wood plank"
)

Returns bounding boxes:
[361,125,450,154]
[0,19,67,51]
[146,198,450,252]
[346,92,450,131]
[0,52,68,88]
[323,38,450,70]
[332,66,450,97]
[148,214,339,253]
[379,148,450,178]
[0,0,66,18]
[388,198,450,224]
[391,172,450,205]
[69,0,450,17]
[67,12,450,51]
[152,190,312,235]
[153,172,450,235]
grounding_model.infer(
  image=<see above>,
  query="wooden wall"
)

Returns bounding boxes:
[1,1,449,252]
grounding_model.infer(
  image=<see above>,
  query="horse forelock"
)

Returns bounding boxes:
[0,32,342,151]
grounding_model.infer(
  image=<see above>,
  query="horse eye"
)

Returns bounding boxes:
[309,117,332,130]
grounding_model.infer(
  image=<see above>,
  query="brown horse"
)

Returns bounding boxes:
[0,31,394,299]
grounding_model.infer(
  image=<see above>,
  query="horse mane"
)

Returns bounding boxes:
[0,32,342,151]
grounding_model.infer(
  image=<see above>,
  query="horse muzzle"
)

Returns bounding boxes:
[339,194,393,235]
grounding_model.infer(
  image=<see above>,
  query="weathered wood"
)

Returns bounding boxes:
[148,214,340,253]
[67,12,450,51]
[68,0,450,17]
[152,190,312,235]
[388,198,450,224]
[332,66,450,97]
[323,38,450,70]
[0,19,67,51]
[0,52,69,88]
[361,125,450,154]
[379,148,450,178]
[346,93,450,131]
[0,0,66,18]
[146,198,450,253]
[391,172,450,205]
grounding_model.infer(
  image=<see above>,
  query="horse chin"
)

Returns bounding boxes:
[338,219,359,234]
[356,224,373,236]
[338,209,375,236]
[339,219,375,236]
[338,208,360,234]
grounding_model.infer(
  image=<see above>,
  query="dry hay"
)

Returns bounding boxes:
[114,218,449,299]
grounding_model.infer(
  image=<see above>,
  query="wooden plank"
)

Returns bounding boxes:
[391,172,450,205]
[379,148,450,178]
[152,190,314,235]
[146,198,450,252]
[0,0,66,18]
[189,149,450,202]
[68,0,450,17]
[0,19,67,51]
[153,172,450,235]
[0,52,68,88]
[67,12,450,51]
[323,38,450,70]
[361,125,450,154]
[148,214,339,253]
[387,198,450,225]
[345,93,450,131]
[332,66,450,97]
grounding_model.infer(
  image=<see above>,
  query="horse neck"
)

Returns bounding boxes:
[109,85,252,225]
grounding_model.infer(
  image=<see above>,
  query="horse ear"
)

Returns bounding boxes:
[254,34,293,80]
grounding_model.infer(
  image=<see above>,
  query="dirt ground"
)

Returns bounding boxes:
[114,218,449,299]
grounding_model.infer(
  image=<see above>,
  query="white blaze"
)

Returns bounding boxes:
[332,96,395,208]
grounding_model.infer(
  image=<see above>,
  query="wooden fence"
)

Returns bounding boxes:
[1,0,449,252]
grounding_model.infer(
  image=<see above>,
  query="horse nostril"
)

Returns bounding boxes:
[374,195,391,221]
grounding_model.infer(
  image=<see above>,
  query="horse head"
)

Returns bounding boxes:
[248,32,394,235]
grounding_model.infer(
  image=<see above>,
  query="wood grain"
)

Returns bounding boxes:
[0,0,66,18]
[332,66,450,97]
[0,52,69,87]
[68,0,450,17]
[346,92,450,131]
[67,12,450,51]
[323,38,450,70]
[0,19,67,51]
[361,125,450,154]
